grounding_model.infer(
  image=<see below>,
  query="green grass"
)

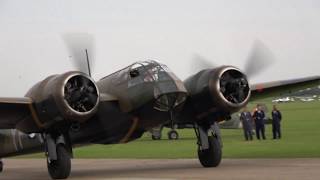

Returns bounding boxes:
[21,100,320,159]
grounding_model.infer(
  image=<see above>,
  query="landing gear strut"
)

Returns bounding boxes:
[194,122,222,167]
[44,133,72,179]
[168,110,179,140]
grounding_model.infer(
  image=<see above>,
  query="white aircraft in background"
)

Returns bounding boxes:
[272,97,294,103]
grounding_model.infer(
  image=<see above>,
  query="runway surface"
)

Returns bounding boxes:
[1,158,320,180]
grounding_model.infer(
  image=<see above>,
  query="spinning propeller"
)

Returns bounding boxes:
[192,40,275,104]
[62,33,95,77]
[62,33,98,113]
[192,40,275,78]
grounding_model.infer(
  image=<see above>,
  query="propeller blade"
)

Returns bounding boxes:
[191,53,217,72]
[62,33,95,76]
[244,40,275,78]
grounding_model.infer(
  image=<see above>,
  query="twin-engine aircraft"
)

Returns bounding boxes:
[0,35,319,179]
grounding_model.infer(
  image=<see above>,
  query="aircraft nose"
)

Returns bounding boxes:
[154,92,187,111]
[153,80,188,112]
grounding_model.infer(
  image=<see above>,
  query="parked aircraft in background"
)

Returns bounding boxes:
[272,97,294,103]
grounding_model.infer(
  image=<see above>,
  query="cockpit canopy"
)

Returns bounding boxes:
[129,60,174,82]
[99,60,187,112]
[128,61,187,111]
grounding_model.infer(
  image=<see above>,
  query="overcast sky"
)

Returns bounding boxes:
[0,0,319,96]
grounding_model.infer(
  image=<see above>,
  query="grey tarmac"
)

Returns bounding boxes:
[0,158,320,180]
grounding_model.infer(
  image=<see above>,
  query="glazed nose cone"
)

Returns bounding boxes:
[153,79,188,112]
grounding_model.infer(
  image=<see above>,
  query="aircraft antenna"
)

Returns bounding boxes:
[85,49,92,77]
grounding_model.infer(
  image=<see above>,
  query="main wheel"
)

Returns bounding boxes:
[47,145,71,179]
[168,130,179,140]
[0,160,3,173]
[198,136,222,167]
[152,134,161,140]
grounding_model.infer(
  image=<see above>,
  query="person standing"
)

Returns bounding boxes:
[253,105,266,140]
[240,107,254,141]
[271,105,282,139]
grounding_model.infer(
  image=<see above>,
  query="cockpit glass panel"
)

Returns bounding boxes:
[128,61,177,87]
[160,64,172,72]
[130,63,144,71]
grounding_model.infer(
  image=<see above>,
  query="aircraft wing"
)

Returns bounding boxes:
[250,76,320,101]
[0,97,34,129]
[0,93,119,130]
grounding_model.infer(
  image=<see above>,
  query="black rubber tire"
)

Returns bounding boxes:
[152,135,161,140]
[0,161,3,173]
[168,130,179,140]
[198,136,222,167]
[47,145,71,179]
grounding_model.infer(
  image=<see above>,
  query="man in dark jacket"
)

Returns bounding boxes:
[271,105,282,139]
[253,105,266,140]
[240,107,254,141]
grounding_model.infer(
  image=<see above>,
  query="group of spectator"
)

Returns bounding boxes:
[240,104,282,141]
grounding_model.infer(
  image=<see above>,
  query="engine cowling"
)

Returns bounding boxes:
[20,71,99,132]
[184,66,251,120]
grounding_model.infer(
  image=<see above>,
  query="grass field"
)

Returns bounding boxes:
[22,100,320,159]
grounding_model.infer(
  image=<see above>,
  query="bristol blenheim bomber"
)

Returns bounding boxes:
[0,35,318,179]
